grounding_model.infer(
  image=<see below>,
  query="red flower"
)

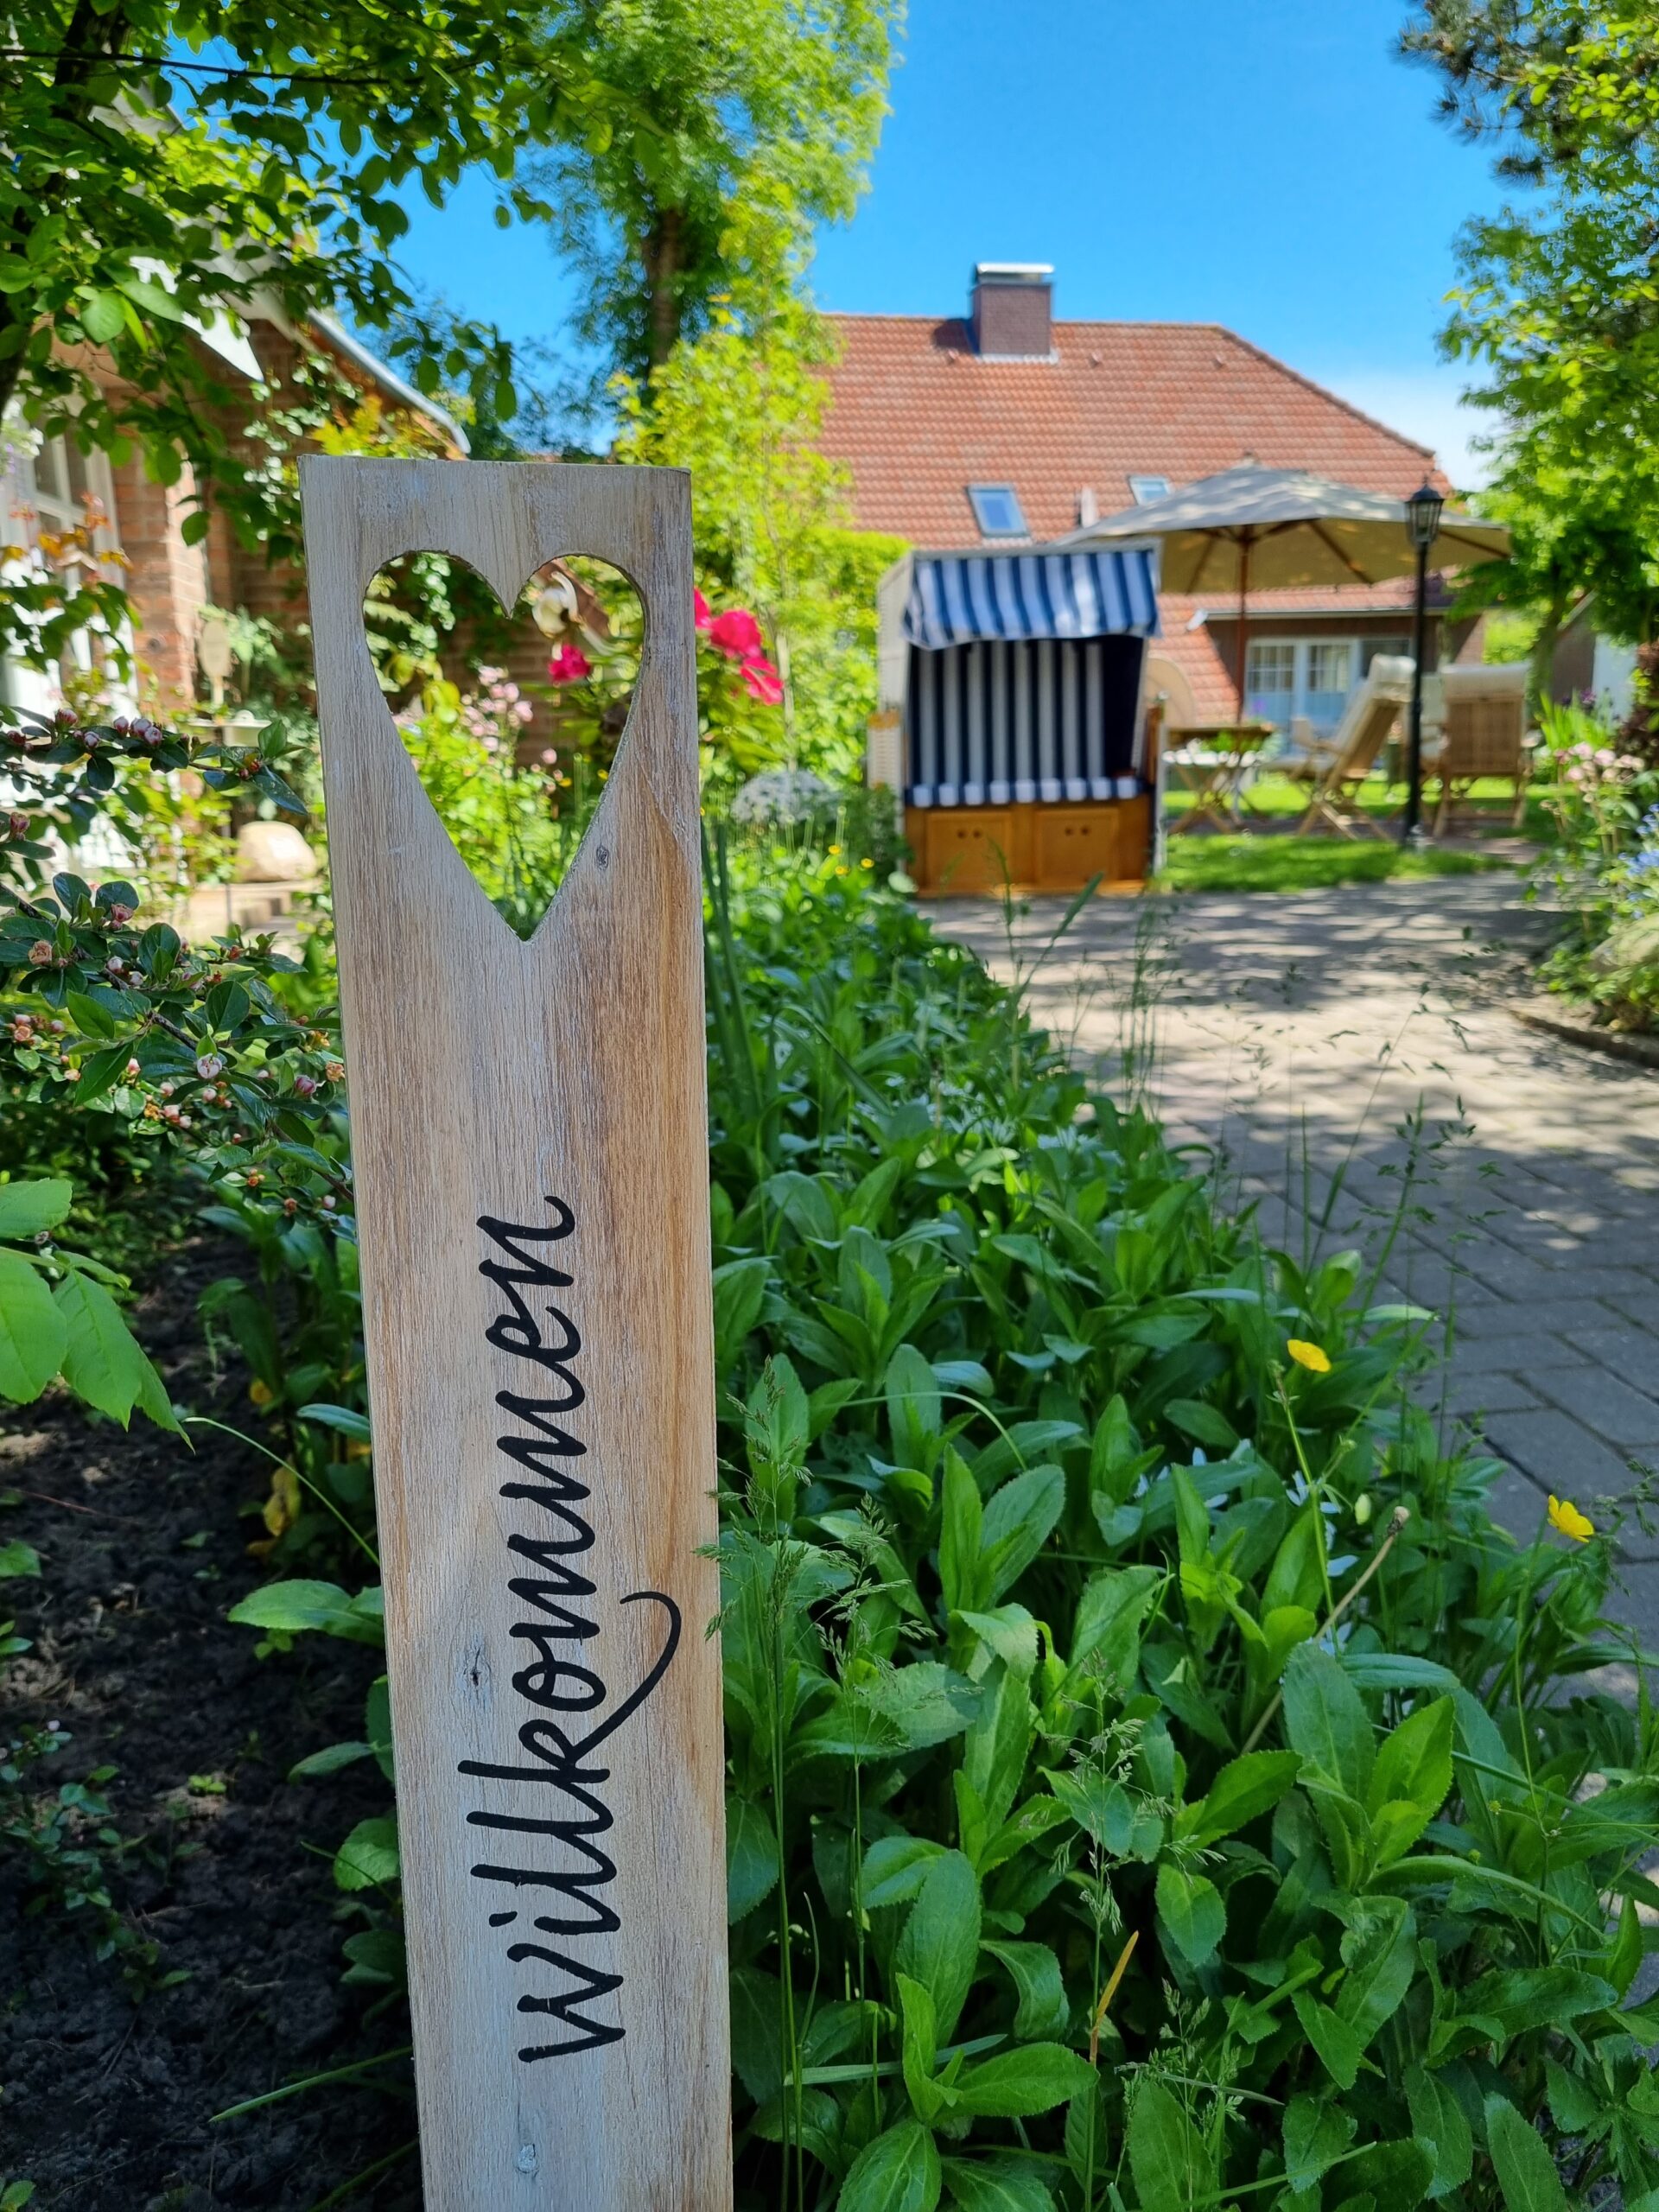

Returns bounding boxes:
[709,607,765,661]
[693,588,714,632]
[741,656,785,706]
[548,642,592,684]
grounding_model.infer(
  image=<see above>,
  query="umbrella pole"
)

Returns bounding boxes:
[1235,533,1251,718]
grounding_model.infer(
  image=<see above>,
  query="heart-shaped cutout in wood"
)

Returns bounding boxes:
[365,550,643,941]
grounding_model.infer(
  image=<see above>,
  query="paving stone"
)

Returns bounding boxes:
[1530,1367,1659,1450]
[1479,1461,1551,1544]
[1457,1297,1637,1342]
[1594,1288,1659,1334]
[1573,1323,1659,1380]
[942,877,1659,1707]
[1595,1562,1659,1662]
[1482,1410,1648,1502]
[1458,1247,1577,1298]
[1524,1267,1659,1306]
[1387,1259,1497,1309]
[1431,1373,1545,1421]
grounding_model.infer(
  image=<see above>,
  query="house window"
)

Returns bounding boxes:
[28,435,96,535]
[13,433,118,581]
[1305,641,1353,726]
[1244,637,1365,734]
[1245,641,1296,719]
[1306,642,1353,695]
[967,483,1027,539]
[2,429,126,715]
[1128,474,1170,505]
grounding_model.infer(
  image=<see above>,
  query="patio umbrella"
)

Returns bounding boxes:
[1065,466,1510,714]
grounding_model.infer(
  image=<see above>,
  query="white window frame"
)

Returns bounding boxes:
[1128,474,1171,505]
[1243,635,1369,734]
[3,421,129,716]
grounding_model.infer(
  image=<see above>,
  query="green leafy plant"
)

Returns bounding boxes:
[1525,703,1659,1030]
[2,868,346,1229]
[0,1178,181,1997]
[222,849,1658,2210]
[0,1174,175,1427]
[0,1735,181,1999]
[0,702,302,906]
[0,0,645,671]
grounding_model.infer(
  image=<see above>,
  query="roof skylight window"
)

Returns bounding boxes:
[967,483,1027,539]
[1128,474,1171,505]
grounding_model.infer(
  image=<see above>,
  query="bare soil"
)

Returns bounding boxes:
[0,1243,418,2211]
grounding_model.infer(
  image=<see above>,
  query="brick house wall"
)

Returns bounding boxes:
[109,450,211,710]
[44,318,454,721]
[6,319,593,757]
[105,322,320,713]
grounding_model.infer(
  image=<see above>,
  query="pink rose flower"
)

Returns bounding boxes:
[709,607,765,661]
[741,656,785,706]
[694,588,714,632]
[548,642,592,684]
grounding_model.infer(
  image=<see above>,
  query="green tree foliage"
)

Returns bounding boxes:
[615,294,904,777]
[1404,6,1659,676]
[526,0,899,384]
[0,0,612,660]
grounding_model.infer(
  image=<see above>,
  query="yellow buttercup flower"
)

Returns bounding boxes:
[1548,1495,1595,1543]
[1286,1339,1331,1374]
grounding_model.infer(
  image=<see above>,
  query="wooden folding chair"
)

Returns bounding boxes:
[1289,657,1414,838]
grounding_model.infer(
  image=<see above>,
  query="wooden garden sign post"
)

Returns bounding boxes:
[300,457,730,2209]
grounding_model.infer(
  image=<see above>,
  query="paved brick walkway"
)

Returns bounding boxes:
[939,876,1659,1663]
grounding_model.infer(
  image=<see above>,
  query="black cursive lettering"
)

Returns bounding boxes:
[463,1200,680,2062]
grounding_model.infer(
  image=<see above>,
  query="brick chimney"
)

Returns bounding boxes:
[969,263,1054,359]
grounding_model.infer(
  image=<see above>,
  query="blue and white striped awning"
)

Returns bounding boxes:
[904,547,1160,651]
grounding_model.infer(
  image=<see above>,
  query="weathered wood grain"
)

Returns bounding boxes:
[300,457,729,2210]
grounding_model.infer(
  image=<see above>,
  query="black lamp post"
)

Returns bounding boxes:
[1402,479,1445,845]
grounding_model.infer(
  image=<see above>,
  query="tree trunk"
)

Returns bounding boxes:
[642,207,683,370]
[1529,588,1572,724]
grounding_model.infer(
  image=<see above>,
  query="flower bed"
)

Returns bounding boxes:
[1531,702,1659,1031]
[220,844,1659,2212]
[3,700,1656,2209]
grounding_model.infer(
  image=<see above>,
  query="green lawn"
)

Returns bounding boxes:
[1152,834,1517,896]
[1163,770,1552,840]
[1151,766,1538,893]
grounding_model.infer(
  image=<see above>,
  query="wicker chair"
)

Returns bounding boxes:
[1426,663,1532,830]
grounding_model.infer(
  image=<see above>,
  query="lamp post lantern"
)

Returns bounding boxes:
[1402,480,1445,846]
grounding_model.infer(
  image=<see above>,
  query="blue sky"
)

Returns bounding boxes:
[391,0,1508,484]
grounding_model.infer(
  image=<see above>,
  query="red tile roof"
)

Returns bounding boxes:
[820,314,1441,551]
